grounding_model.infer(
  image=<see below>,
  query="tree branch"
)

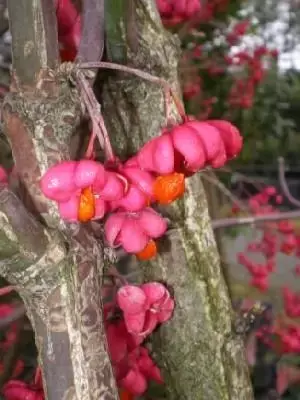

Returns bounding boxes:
[0,184,48,256]
[7,0,59,88]
[0,186,76,399]
[3,1,119,398]
[212,209,300,229]
[77,0,104,63]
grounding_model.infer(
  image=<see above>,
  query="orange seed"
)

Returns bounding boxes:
[119,389,134,400]
[78,187,95,222]
[153,172,185,205]
[136,240,157,261]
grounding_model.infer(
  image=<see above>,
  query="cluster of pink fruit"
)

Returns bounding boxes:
[258,319,300,354]
[181,29,277,112]
[156,0,232,27]
[226,20,250,45]
[235,186,300,291]
[283,287,300,319]
[38,118,242,395]
[40,118,242,260]
[105,282,174,395]
[226,46,278,109]
[156,0,201,24]
[242,299,300,368]
[3,378,43,400]
[233,189,300,360]
[163,0,277,118]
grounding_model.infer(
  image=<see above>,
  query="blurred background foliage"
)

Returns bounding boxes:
[175,0,300,168]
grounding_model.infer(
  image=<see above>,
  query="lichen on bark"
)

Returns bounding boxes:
[101,1,254,399]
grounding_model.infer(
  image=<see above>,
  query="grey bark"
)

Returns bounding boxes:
[101,1,254,399]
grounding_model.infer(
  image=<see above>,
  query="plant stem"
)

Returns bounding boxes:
[278,157,300,208]
[76,70,115,161]
[0,286,14,296]
[85,131,96,159]
[79,61,186,121]
[212,209,300,229]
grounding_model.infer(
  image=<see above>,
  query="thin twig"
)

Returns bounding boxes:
[201,171,247,212]
[80,61,167,83]
[220,166,266,192]
[212,209,300,229]
[219,166,273,199]
[106,266,128,286]
[0,286,15,296]
[34,366,42,385]
[76,70,115,161]
[278,157,300,207]
[79,61,186,120]
[85,131,96,159]
[76,72,103,146]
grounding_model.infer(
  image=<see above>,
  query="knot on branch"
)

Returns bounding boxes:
[56,62,96,84]
[0,184,69,302]
[56,62,76,80]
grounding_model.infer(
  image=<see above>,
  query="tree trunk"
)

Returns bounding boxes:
[1,1,119,399]
[101,1,254,399]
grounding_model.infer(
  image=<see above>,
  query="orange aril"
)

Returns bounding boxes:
[136,240,157,261]
[119,389,134,400]
[153,172,185,205]
[78,187,95,222]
